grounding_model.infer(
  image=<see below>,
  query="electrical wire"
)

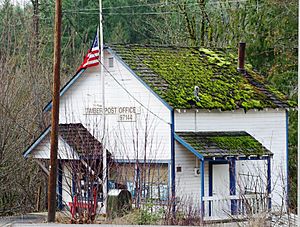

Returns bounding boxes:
[97,59,172,126]
[62,0,250,13]
[61,0,296,15]
[61,2,173,13]
[62,11,179,16]
[57,1,296,18]
[63,2,169,12]
[103,2,169,10]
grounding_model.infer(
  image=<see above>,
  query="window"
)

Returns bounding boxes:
[109,162,169,201]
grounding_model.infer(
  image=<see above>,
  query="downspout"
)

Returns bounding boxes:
[170,109,176,216]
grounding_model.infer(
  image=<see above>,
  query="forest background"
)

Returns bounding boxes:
[0,0,298,215]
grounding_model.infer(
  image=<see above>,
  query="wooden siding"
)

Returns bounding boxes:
[175,109,287,210]
[62,162,73,205]
[58,51,171,161]
[31,136,79,160]
[175,142,211,203]
[175,142,201,205]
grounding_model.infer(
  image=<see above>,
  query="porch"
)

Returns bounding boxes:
[175,131,273,221]
[203,193,271,221]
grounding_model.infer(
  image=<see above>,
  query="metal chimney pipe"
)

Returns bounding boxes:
[238,42,246,72]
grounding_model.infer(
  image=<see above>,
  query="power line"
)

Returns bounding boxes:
[60,1,264,16]
[61,2,173,13]
[62,11,179,16]
[103,2,169,10]
[61,0,296,15]
[103,11,178,15]
[63,0,250,12]
[98,60,171,126]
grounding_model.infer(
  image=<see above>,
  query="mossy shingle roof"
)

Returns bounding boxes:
[59,123,103,156]
[110,44,293,110]
[176,131,272,158]
[59,123,111,158]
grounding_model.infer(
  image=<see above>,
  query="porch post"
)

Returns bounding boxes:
[134,162,140,208]
[229,158,237,215]
[57,161,63,210]
[267,157,271,210]
[200,160,205,218]
[208,162,212,217]
[170,110,176,216]
[72,172,76,197]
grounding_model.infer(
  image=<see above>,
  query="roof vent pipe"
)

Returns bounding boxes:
[237,42,246,72]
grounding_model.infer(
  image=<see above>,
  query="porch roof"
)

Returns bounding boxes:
[59,123,104,156]
[175,131,272,159]
[23,123,111,159]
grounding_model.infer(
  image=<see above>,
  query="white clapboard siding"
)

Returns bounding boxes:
[175,142,201,205]
[30,136,79,160]
[174,146,228,201]
[175,108,287,210]
[62,162,73,205]
[57,50,171,161]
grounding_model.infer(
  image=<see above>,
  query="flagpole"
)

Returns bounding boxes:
[99,0,107,215]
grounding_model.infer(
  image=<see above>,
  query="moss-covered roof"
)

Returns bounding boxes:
[110,44,293,110]
[176,131,272,158]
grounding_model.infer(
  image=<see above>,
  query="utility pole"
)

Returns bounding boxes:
[48,0,62,222]
[98,0,107,215]
[297,7,300,223]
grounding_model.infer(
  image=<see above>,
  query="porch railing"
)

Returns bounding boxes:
[202,193,270,221]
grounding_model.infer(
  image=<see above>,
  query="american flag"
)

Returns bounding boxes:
[78,32,100,70]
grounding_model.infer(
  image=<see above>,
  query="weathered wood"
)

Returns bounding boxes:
[35,160,49,175]
[36,185,41,211]
[48,0,62,222]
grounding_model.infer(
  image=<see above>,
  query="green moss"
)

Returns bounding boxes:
[176,132,270,157]
[266,85,288,100]
[211,136,265,155]
[287,100,297,107]
[199,48,216,56]
[112,45,292,110]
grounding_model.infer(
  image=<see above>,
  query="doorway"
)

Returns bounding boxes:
[210,163,230,218]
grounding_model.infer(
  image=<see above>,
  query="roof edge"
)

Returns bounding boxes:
[174,133,204,160]
[176,131,273,158]
[106,47,173,111]
[43,68,86,112]
[23,126,51,158]
[174,107,293,112]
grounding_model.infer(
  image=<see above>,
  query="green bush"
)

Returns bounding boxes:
[136,202,163,225]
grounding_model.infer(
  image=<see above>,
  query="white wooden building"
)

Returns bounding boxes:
[23,44,292,221]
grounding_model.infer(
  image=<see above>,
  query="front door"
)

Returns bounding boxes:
[212,164,230,218]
